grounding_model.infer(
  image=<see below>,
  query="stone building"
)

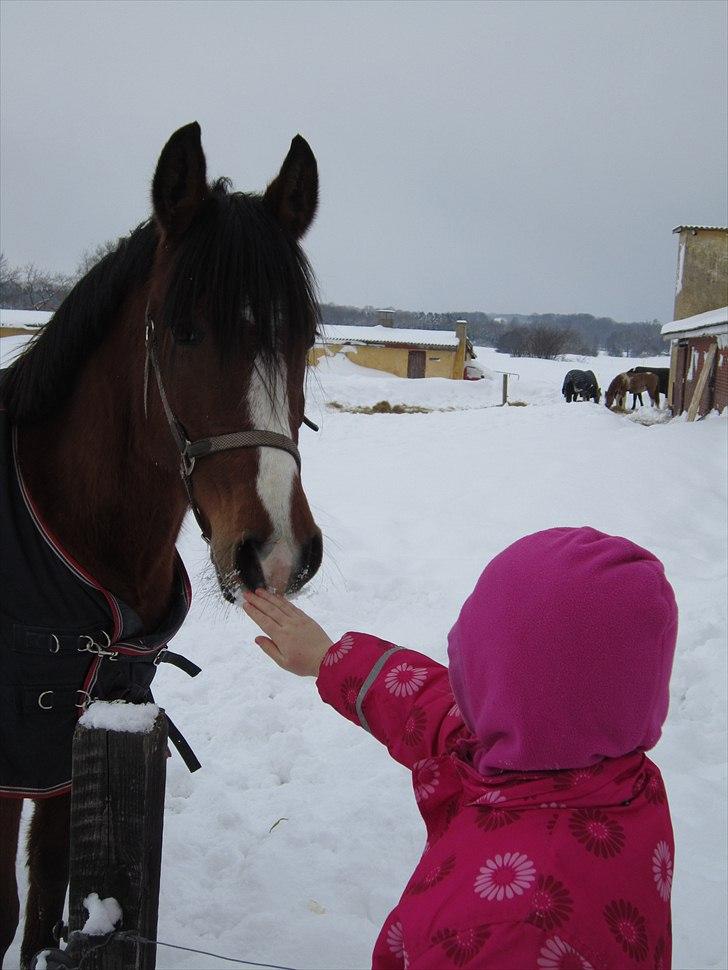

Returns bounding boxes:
[663,225,728,417]
[662,307,727,417]
[672,225,728,320]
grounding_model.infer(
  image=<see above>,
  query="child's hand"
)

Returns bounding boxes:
[242,589,333,677]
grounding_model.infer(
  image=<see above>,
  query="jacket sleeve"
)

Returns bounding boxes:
[315,632,467,770]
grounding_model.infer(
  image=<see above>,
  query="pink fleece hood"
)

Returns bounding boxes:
[447,527,678,774]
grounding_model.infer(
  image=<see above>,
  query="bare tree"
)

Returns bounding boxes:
[74,239,119,280]
[496,327,532,357]
[0,253,17,287]
[528,325,569,360]
[0,253,20,305]
[0,257,74,310]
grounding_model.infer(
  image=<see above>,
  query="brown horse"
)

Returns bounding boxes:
[605,371,660,410]
[0,122,323,967]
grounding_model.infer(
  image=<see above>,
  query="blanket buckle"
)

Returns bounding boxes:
[77,632,118,660]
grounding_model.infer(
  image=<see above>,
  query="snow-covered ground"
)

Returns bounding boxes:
[3,338,726,970]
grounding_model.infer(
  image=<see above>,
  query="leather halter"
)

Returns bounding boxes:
[143,304,317,544]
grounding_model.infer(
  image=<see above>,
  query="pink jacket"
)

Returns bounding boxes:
[317,633,674,970]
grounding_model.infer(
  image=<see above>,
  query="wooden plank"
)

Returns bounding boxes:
[667,343,678,410]
[686,343,717,422]
[67,713,168,970]
[674,343,688,414]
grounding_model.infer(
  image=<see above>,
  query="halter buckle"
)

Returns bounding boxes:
[181,452,196,477]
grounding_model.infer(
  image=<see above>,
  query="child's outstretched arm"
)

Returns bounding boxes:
[243,590,467,770]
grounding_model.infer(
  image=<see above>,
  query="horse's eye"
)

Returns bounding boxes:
[173,328,203,346]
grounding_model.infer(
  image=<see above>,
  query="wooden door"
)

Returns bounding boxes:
[673,342,688,414]
[407,350,426,378]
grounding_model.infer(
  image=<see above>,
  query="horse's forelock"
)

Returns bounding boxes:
[157,182,319,376]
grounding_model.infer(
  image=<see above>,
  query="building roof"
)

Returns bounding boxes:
[0,308,53,329]
[317,324,463,350]
[672,225,728,233]
[661,305,728,339]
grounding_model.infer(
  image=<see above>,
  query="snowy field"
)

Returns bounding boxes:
[3,337,727,970]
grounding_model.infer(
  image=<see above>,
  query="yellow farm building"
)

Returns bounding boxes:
[310,321,478,380]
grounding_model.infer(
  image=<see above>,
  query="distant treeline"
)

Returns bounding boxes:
[0,255,75,313]
[321,305,667,358]
[1,249,666,359]
[0,243,117,312]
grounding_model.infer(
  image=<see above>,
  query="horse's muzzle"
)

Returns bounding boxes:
[232,530,322,595]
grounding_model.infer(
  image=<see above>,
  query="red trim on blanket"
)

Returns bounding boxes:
[0,782,72,800]
[4,430,194,799]
[12,428,123,640]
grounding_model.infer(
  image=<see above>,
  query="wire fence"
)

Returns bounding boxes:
[43,930,300,970]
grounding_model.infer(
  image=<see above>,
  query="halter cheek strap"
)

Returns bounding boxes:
[143,305,315,543]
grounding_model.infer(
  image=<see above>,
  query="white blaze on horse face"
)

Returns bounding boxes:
[247,355,297,592]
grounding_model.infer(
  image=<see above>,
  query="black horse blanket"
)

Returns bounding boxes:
[562,369,600,403]
[0,409,196,798]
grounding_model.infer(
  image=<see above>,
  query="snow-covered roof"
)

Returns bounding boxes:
[0,308,53,329]
[672,225,728,233]
[661,306,728,339]
[317,324,461,349]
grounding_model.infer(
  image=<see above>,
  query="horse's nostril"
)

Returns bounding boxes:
[235,537,266,591]
[291,530,323,592]
[307,531,323,578]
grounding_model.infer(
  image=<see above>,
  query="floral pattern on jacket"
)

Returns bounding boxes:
[317,633,674,970]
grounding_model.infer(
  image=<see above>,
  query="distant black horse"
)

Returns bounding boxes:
[562,369,601,403]
[627,367,669,407]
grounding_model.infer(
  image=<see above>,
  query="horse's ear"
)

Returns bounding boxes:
[263,135,318,239]
[152,122,208,239]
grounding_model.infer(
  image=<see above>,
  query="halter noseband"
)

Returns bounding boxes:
[143,304,317,544]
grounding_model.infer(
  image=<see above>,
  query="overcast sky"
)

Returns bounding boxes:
[1,0,726,322]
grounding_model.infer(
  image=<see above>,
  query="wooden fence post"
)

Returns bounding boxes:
[66,711,168,970]
[686,344,717,422]
[501,373,509,406]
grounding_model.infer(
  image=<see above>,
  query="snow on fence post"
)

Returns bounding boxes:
[66,703,168,970]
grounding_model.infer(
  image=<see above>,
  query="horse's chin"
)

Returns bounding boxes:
[210,549,246,605]
[212,548,269,605]
[221,581,240,605]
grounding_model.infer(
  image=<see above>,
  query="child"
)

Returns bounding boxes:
[243,527,677,969]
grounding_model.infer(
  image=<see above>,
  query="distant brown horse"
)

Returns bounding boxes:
[605,371,660,410]
[627,366,669,399]
[0,123,323,968]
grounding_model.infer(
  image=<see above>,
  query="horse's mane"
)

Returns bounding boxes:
[1,221,157,423]
[2,179,319,424]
